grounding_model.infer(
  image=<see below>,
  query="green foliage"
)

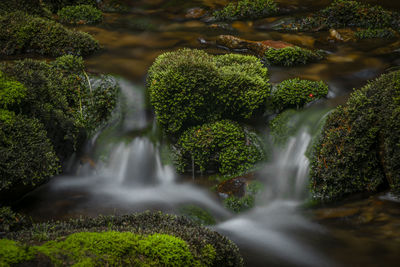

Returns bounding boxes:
[284,0,399,31]
[310,70,400,202]
[0,12,99,57]
[263,46,324,67]
[174,120,265,175]
[52,54,85,73]
[0,207,30,232]
[0,0,51,16]
[179,205,216,226]
[0,113,60,200]
[355,28,396,39]
[214,0,278,21]
[148,49,270,134]
[0,71,26,109]
[270,78,329,111]
[44,0,98,12]
[0,239,34,267]
[58,5,103,25]
[269,109,298,145]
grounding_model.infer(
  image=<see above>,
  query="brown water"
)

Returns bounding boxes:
[12,0,400,266]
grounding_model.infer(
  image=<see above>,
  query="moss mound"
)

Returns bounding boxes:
[263,46,324,67]
[0,12,99,57]
[270,78,329,111]
[5,212,244,266]
[0,239,34,267]
[174,120,265,175]
[147,49,270,135]
[310,70,400,202]
[58,4,103,25]
[213,0,278,21]
[0,57,118,203]
[284,0,399,31]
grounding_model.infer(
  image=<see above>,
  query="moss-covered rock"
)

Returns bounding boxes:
[174,120,265,175]
[310,70,400,202]
[0,113,59,203]
[5,212,244,266]
[58,4,103,25]
[179,205,216,226]
[270,78,329,111]
[355,28,396,40]
[213,0,278,21]
[283,0,399,32]
[0,239,35,267]
[147,49,270,135]
[0,12,99,57]
[263,46,324,67]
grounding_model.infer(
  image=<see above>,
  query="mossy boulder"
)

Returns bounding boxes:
[174,120,265,175]
[0,113,59,203]
[147,49,270,135]
[58,4,103,25]
[355,28,396,40]
[270,78,329,111]
[283,0,400,32]
[213,0,278,21]
[0,12,99,57]
[263,46,324,67]
[310,70,400,202]
[4,212,244,266]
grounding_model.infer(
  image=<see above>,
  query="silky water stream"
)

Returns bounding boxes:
[13,0,400,266]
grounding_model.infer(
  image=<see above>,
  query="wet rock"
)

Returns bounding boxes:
[328,29,355,42]
[217,176,253,198]
[329,29,343,42]
[185,7,206,19]
[216,35,293,57]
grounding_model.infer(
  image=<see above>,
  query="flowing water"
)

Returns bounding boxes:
[13,0,400,266]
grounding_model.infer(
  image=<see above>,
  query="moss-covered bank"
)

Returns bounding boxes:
[310,70,400,202]
[2,212,244,266]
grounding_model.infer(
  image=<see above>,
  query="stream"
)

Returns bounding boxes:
[14,0,400,266]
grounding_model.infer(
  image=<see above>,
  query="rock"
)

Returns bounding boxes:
[329,29,343,41]
[217,174,255,198]
[216,35,293,57]
[185,7,206,19]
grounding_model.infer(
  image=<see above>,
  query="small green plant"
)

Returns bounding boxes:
[174,120,266,175]
[214,0,278,21]
[0,207,29,232]
[270,78,329,111]
[58,5,103,25]
[264,46,324,67]
[355,28,396,39]
[223,181,263,213]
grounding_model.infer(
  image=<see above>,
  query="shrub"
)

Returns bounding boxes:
[263,46,324,67]
[355,28,396,39]
[214,0,278,21]
[58,5,103,25]
[147,49,270,134]
[310,70,400,202]
[0,113,59,203]
[174,120,265,175]
[0,12,99,57]
[270,78,329,111]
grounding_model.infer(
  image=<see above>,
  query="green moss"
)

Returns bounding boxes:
[0,12,99,57]
[148,49,270,135]
[223,181,263,213]
[0,113,60,202]
[174,120,265,175]
[355,28,396,39]
[4,212,243,266]
[269,109,298,145]
[58,5,103,25]
[263,46,324,67]
[178,205,216,226]
[0,239,34,267]
[44,0,98,12]
[270,78,329,111]
[0,0,51,16]
[284,0,399,31]
[310,71,400,202]
[0,71,26,109]
[213,0,278,21]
